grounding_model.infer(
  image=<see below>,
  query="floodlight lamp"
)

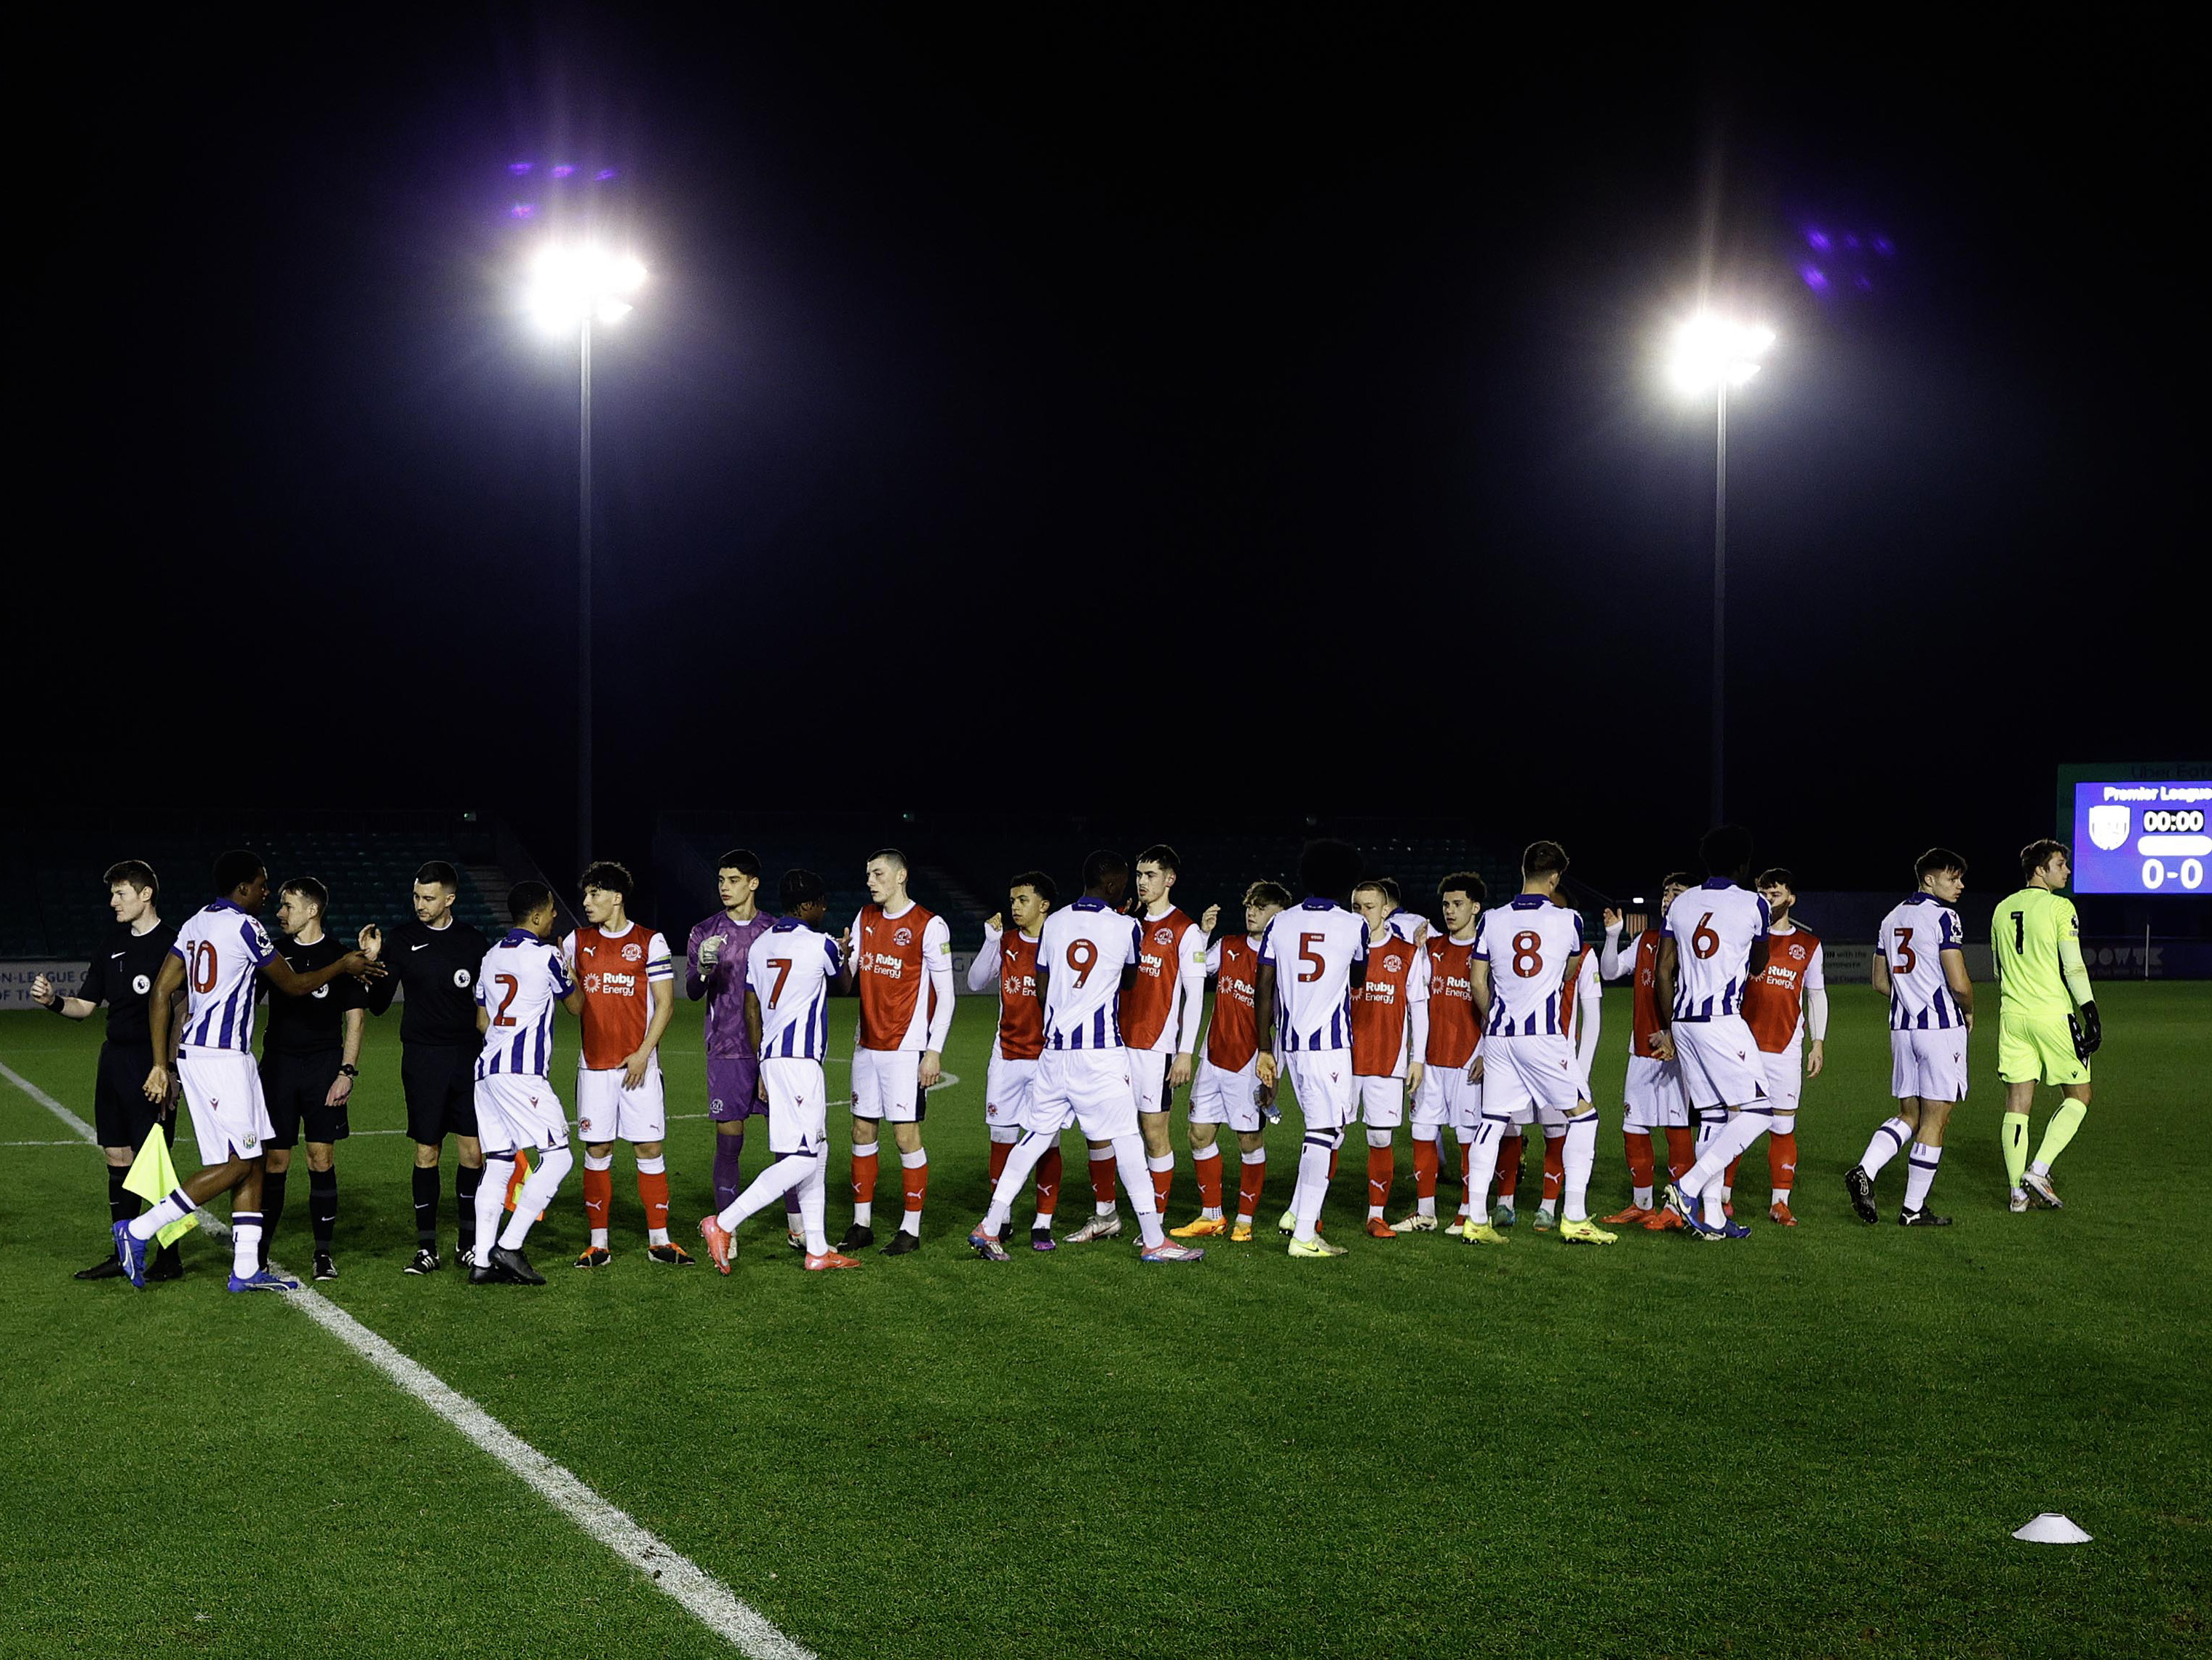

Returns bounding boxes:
[596,298,633,325]
[1668,312,1774,396]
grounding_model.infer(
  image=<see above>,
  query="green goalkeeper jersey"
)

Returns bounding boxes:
[1992,886,2090,1016]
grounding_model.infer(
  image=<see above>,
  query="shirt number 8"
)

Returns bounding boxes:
[1512,931,1543,978]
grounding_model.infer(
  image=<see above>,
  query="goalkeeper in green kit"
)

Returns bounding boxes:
[1992,839,2098,1210]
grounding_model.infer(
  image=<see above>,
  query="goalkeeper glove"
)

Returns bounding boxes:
[2079,1000,2101,1055]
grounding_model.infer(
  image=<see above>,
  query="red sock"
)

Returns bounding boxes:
[1089,1149,1116,1207]
[987,1139,1011,1186]
[851,1147,879,1207]
[581,1163,612,1233]
[1663,1125,1695,1183]
[1034,1146,1063,1213]
[1724,1153,1742,1191]
[1414,1137,1440,1200]
[637,1167,669,1234]
[1197,1151,1223,1210]
[1328,1148,1340,1180]
[1497,1135,1524,1201]
[1366,1145,1394,1212]
[1623,1129,1656,1190]
[1540,1135,1564,1204]
[1151,1165,1172,1213]
[902,1153,928,1217]
[1236,1156,1265,1219]
[1770,1131,1798,1194]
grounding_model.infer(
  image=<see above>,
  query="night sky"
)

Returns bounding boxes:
[25,9,2200,896]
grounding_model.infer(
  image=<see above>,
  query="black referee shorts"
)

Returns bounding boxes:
[260,1050,351,1149]
[94,1042,170,1151]
[402,1043,479,1144]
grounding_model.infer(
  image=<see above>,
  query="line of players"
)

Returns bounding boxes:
[72,822,2103,1287]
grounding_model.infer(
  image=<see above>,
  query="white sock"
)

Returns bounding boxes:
[474,1156,512,1260]
[718,1152,817,1232]
[1858,1116,1911,1178]
[1290,1129,1340,1243]
[2028,1158,2050,1178]
[1112,1133,1164,1247]
[1461,1117,1508,1221]
[985,1130,1054,1234]
[1561,1112,1597,1223]
[1903,1143,1943,1212]
[584,1149,613,1247]
[1634,1184,1655,1210]
[799,1157,830,1255]
[1684,1108,1769,1198]
[500,1147,571,1250]
[231,1210,263,1278]
[898,1148,927,1234]
[128,1188,194,1242]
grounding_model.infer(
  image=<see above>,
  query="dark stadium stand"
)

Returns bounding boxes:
[3,814,508,963]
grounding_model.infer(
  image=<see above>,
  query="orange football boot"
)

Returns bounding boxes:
[1365,1217,1398,1239]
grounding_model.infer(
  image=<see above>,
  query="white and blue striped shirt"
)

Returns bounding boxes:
[1664,880,1770,1021]
[172,900,279,1052]
[1040,898,1142,1052]
[1260,899,1368,1052]
[748,919,842,1060]
[1475,895,1585,1037]
[1881,892,1969,1030]
[474,929,576,1080]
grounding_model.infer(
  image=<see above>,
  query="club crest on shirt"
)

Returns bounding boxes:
[1382,953,1403,973]
[893,926,914,948]
[621,942,643,964]
[1153,926,1174,945]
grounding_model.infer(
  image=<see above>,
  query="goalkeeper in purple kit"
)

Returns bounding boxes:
[685,849,796,1237]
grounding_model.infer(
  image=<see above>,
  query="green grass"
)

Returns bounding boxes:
[2,985,2207,1659]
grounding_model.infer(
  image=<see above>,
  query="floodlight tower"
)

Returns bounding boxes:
[1669,314,1774,827]
[525,247,647,867]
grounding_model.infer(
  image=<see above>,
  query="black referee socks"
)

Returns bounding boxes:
[107,1164,135,1227]
[455,1161,484,1255]
[310,1166,338,1250]
[413,1165,440,1248]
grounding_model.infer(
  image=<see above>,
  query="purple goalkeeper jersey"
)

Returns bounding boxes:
[686,910,773,1058]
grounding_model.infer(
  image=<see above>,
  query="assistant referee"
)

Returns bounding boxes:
[361,860,490,1274]
[33,860,184,1282]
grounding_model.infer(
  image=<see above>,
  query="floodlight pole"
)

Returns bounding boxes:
[1710,379,1727,827]
[578,315,594,867]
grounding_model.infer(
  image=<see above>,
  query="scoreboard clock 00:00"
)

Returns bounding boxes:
[2072,779,2212,893]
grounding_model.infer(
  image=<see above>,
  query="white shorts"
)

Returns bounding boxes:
[851,1047,924,1122]
[1672,1017,1769,1111]
[576,1065,667,1143]
[474,1073,571,1156]
[1413,1061,1484,1134]
[984,1052,1038,1129]
[1025,1049,1138,1141]
[761,1057,830,1157]
[1890,1028,1968,1103]
[1759,1047,1803,1116]
[176,1047,275,1164]
[1189,1056,1263,1134]
[1482,1036,1582,1119]
[1129,1047,1172,1116]
[1622,1055,1690,1129]
[1355,1074,1406,1129]
[1284,1050,1356,1132]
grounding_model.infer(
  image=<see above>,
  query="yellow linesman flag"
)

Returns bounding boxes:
[504,1150,543,1220]
[121,1129,199,1247]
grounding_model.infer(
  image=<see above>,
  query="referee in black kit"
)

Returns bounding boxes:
[33,860,185,1282]
[360,861,490,1275]
[257,876,365,1281]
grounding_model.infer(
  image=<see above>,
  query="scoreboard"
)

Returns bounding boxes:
[2066,773,2212,894]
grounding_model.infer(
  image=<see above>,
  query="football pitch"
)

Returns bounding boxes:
[2,985,2205,1659]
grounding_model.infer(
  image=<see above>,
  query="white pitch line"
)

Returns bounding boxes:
[0,1052,816,1660]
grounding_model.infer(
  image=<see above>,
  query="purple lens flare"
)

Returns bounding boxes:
[1799,264,1829,292]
